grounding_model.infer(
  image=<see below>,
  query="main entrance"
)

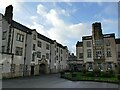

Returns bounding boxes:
[39,63,46,74]
[31,66,34,76]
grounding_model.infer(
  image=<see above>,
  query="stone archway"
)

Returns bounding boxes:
[38,55,49,74]
[39,63,46,74]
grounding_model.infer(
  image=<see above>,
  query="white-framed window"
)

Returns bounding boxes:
[61,57,62,61]
[32,53,35,61]
[56,56,58,60]
[107,62,112,70]
[46,53,49,59]
[37,52,41,58]
[87,49,91,58]
[55,57,56,63]
[86,41,91,47]
[37,41,42,48]
[15,47,23,56]
[106,48,111,57]
[2,31,7,40]
[2,46,5,53]
[33,44,36,50]
[88,62,93,71]
[97,63,103,70]
[11,64,15,72]
[46,44,49,50]
[95,39,103,46]
[33,34,36,40]
[16,33,24,42]
[106,40,110,46]
[19,64,23,72]
[56,48,58,53]
[79,53,83,58]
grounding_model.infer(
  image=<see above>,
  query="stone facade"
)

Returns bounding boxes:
[76,22,120,72]
[0,5,68,79]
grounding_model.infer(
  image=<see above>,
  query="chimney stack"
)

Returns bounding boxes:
[4,5,13,24]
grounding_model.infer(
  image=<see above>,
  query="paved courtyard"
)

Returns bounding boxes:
[2,74,120,88]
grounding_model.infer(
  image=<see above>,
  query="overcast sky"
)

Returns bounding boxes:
[0,0,118,54]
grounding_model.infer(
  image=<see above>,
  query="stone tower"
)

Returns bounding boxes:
[92,22,103,41]
[92,22,105,66]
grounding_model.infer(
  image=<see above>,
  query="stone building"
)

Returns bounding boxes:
[76,22,120,72]
[0,5,68,78]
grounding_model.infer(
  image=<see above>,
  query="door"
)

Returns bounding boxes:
[31,66,34,76]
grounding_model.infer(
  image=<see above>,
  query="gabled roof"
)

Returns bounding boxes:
[12,20,67,49]
[37,32,53,43]
[57,43,66,49]
[12,20,32,34]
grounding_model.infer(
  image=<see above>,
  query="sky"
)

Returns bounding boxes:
[0,0,119,54]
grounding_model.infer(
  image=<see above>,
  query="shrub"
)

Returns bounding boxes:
[93,69,101,77]
[118,74,120,80]
[100,70,116,78]
[108,70,115,75]
[82,69,87,75]
[85,72,94,77]
[100,72,107,77]
[72,72,76,77]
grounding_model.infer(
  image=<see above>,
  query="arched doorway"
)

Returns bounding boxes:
[39,63,46,74]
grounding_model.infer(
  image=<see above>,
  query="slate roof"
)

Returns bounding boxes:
[115,38,120,44]
[12,20,66,49]
[76,41,83,47]
[12,20,32,34]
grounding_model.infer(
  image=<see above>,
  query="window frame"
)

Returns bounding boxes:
[37,41,42,48]
[2,31,7,40]
[37,52,41,58]
[86,41,91,47]
[46,44,50,50]
[87,49,92,58]
[15,47,23,56]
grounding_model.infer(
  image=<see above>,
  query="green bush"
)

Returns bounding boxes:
[82,69,87,75]
[118,74,120,80]
[100,72,107,77]
[108,70,115,75]
[71,74,76,77]
[93,69,101,77]
[85,72,94,77]
[100,70,115,78]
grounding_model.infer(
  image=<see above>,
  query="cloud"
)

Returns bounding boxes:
[27,22,47,36]
[0,0,22,14]
[37,4,47,16]
[30,16,38,20]
[45,8,91,42]
[46,9,65,27]
[27,4,91,53]
[11,3,118,54]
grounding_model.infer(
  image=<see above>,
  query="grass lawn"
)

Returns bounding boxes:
[61,72,119,84]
